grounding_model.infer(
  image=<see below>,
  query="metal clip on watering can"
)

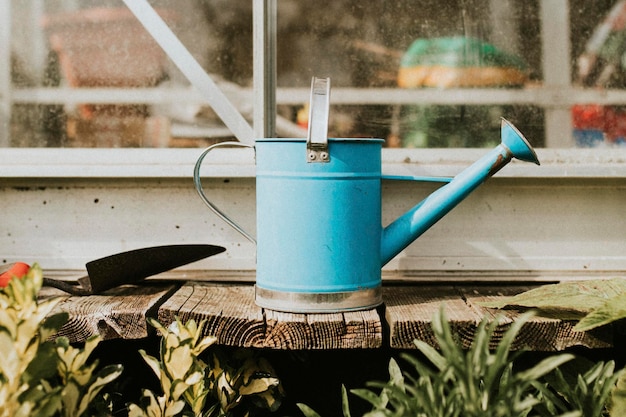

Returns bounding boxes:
[194,77,540,313]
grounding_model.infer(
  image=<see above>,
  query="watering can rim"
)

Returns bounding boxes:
[256,137,385,143]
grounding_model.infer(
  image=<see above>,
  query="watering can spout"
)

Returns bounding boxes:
[380,118,539,266]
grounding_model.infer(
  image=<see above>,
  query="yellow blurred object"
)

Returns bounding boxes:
[398,65,528,88]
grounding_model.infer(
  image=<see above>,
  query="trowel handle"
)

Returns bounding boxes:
[193,141,256,244]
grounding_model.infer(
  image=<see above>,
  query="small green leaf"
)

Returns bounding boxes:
[239,376,279,395]
[166,344,193,380]
[341,385,352,417]
[518,354,574,382]
[413,339,447,371]
[350,388,387,409]
[297,403,323,417]
[139,350,162,378]
[40,312,69,340]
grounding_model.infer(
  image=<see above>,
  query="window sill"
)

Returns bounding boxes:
[2,148,626,179]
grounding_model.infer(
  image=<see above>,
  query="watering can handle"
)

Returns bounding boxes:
[193,141,256,244]
[306,77,331,163]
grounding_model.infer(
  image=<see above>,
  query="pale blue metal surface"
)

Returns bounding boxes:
[380,118,539,264]
[255,138,384,294]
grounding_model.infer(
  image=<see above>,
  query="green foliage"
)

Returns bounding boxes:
[128,317,284,417]
[0,264,121,417]
[480,278,626,415]
[55,335,123,417]
[532,358,624,417]
[205,347,285,416]
[351,308,575,417]
[128,317,220,417]
[299,306,624,417]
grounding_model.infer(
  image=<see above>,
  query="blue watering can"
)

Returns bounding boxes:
[194,77,540,313]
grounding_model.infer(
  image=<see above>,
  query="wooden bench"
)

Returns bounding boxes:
[43,277,613,351]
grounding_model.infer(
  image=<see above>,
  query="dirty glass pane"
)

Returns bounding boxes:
[7,0,251,148]
[3,0,625,148]
[276,0,543,148]
[274,0,625,149]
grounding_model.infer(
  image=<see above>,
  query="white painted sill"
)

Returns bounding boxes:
[2,148,626,180]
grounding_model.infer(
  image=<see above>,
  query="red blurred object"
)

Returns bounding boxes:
[0,262,30,287]
[572,104,626,143]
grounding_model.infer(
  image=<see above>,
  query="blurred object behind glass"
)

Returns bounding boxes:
[4,0,624,148]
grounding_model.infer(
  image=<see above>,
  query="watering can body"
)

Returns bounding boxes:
[255,138,385,312]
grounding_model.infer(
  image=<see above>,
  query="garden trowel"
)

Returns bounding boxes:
[42,244,225,295]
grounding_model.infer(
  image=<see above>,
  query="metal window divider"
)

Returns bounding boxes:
[122,0,257,145]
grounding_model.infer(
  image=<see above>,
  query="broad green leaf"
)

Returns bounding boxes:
[574,292,626,331]
[24,342,58,383]
[480,278,626,319]
[166,344,193,380]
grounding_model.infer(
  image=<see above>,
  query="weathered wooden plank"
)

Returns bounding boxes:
[41,282,614,351]
[384,285,483,349]
[158,283,265,348]
[385,285,613,351]
[46,284,177,343]
[461,285,613,351]
[158,282,383,349]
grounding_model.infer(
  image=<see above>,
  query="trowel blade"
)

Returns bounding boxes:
[80,244,225,294]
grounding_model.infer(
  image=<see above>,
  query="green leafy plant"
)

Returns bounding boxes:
[532,359,624,417]
[298,306,624,417]
[480,278,626,415]
[357,309,574,417]
[128,317,284,417]
[128,317,219,417]
[205,347,285,416]
[0,264,122,417]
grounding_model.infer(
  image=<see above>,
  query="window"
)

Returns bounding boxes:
[3,0,626,275]
[3,0,626,149]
